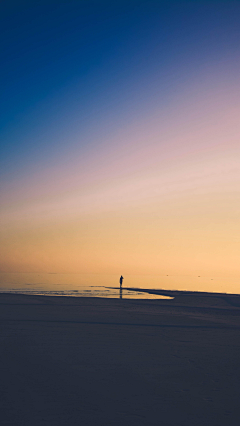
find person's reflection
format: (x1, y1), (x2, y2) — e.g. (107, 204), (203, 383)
(119, 287), (122, 299)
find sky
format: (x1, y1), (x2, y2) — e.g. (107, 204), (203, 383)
(1, 1), (240, 285)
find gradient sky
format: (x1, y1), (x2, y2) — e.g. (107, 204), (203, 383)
(1, 1), (240, 285)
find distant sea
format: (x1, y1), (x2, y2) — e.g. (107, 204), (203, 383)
(0, 273), (239, 299)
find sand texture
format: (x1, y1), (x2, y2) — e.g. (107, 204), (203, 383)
(0, 292), (240, 425)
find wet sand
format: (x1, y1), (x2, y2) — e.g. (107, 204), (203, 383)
(1, 292), (240, 425)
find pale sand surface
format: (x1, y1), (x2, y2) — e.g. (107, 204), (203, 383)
(1, 292), (240, 425)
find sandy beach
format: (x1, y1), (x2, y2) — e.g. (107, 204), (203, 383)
(1, 291), (240, 425)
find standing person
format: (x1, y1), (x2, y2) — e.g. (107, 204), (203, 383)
(119, 275), (124, 288)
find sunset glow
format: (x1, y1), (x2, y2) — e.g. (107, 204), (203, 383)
(1, 1), (240, 292)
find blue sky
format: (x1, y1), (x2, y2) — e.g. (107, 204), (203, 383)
(1, 1), (240, 282)
(1, 1), (240, 178)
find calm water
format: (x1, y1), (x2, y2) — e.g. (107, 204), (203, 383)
(0, 273), (239, 298)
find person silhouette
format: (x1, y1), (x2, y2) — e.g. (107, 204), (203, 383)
(119, 275), (124, 288)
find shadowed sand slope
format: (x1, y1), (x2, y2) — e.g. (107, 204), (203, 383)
(0, 293), (240, 426)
